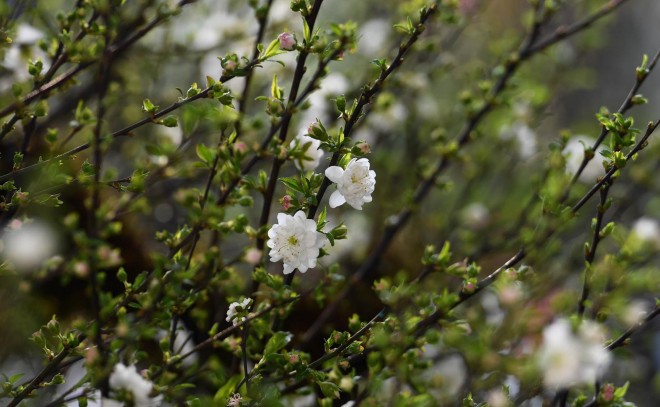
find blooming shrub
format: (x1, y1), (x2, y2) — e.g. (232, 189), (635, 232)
(0, 0), (658, 406)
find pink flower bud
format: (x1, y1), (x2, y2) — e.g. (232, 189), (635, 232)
(233, 141), (248, 154)
(281, 195), (293, 211)
(498, 284), (521, 305)
(459, 0), (477, 15)
(245, 248), (262, 266)
(8, 219), (22, 230)
(601, 383), (614, 402)
(356, 142), (371, 154)
(73, 261), (90, 277)
(463, 281), (477, 294)
(223, 60), (237, 74)
(278, 32), (296, 51)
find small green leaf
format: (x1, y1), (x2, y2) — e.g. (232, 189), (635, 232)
(158, 115), (178, 127)
(614, 381), (629, 398)
(280, 177), (303, 193)
(196, 143), (216, 166)
(318, 381), (340, 399)
(271, 75), (281, 100)
(213, 375), (243, 402)
(264, 332), (292, 356)
(303, 19), (311, 43)
(335, 95), (346, 114)
(142, 98), (158, 113)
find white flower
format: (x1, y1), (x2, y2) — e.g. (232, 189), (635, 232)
(291, 133), (324, 171)
(622, 300), (648, 327)
(325, 158), (376, 210)
(358, 19), (390, 57)
(109, 363), (159, 406)
(537, 318), (611, 389)
(631, 216), (660, 244)
(227, 393), (242, 407)
(226, 298), (253, 326)
(461, 202), (490, 229)
(267, 211), (327, 274)
(1, 220), (58, 271)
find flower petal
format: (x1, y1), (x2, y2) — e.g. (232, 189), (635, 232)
(277, 213), (289, 224)
(329, 191), (346, 208)
(325, 166), (344, 183)
(282, 263), (295, 274)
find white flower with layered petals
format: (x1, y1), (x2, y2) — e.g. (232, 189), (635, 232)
(537, 318), (611, 389)
(267, 211), (327, 274)
(109, 363), (159, 406)
(325, 158), (376, 210)
(226, 297), (253, 326)
(291, 133), (324, 171)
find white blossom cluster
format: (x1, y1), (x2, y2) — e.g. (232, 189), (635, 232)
(226, 298), (253, 326)
(267, 211), (328, 274)
(325, 158), (376, 210)
(537, 318), (611, 389)
(266, 126), (377, 275)
(108, 363), (160, 406)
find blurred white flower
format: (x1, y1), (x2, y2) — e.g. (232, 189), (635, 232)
(226, 297), (253, 326)
(101, 398), (125, 407)
(323, 213), (370, 263)
(299, 73), (349, 125)
(270, 0), (294, 24)
(631, 216), (660, 244)
(486, 389), (510, 407)
(159, 125), (183, 146)
(1, 220), (58, 271)
(109, 363), (159, 406)
(461, 202), (490, 229)
(416, 94), (440, 120)
(291, 132), (325, 171)
(369, 102), (407, 132)
(15, 24), (44, 44)
(500, 122), (537, 159)
(1, 24), (49, 92)
(622, 300), (648, 327)
(358, 19), (390, 57)
(155, 322), (198, 367)
(419, 350), (467, 401)
(267, 211), (327, 274)
(325, 158), (376, 210)
(563, 136), (605, 182)
(538, 318), (611, 389)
